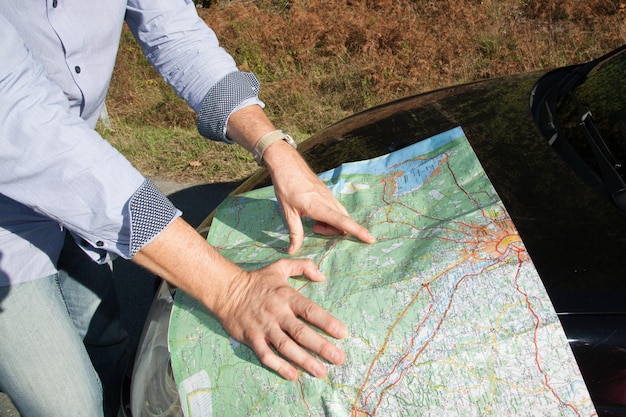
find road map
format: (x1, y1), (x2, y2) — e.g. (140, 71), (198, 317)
(169, 127), (596, 416)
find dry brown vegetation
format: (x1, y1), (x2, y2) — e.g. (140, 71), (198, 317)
(104, 0), (626, 182)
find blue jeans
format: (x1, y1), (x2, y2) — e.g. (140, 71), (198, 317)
(0, 233), (130, 417)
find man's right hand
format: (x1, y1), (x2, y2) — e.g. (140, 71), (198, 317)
(214, 258), (347, 380)
(133, 217), (347, 380)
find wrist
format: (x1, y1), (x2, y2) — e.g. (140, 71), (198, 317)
(252, 130), (297, 166)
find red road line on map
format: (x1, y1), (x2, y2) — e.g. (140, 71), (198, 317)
(351, 254), (480, 415)
(370, 264), (502, 416)
(445, 156), (490, 220)
(513, 264), (582, 417)
(384, 154), (509, 251)
(362, 284), (436, 410)
(297, 377), (314, 416)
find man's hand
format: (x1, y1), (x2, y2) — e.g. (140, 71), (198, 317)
(225, 105), (376, 254)
(214, 258), (347, 380)
(263, 140), (376, 254)
(133, 217), (347, 380)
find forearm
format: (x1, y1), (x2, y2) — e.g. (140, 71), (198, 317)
(132, 216), (242, 313)
(225, 104), (277, 152)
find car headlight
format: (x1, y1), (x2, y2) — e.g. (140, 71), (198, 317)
(129, 279), (181, 417)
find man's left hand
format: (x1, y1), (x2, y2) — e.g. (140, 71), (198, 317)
(263, 139), (376, 254)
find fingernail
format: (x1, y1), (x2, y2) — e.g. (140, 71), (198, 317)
(331, 350), (345, 365)
(288, 368), (299, 380)
(339, 326), (348, 339)
(314, 363), (327, 377)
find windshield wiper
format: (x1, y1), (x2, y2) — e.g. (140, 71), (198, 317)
(531, 44), (626, 211)
(572, 93), (626, 209)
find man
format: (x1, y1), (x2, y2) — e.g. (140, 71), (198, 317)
(0, 1), (375, 416)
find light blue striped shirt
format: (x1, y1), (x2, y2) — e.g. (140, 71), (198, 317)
(0, 0), (263, 285)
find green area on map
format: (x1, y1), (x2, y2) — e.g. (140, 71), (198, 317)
(169, 127), (595, 416)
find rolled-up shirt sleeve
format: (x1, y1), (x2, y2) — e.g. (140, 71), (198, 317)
(0, 16), (180, 266)
(125, 0), (264, 143)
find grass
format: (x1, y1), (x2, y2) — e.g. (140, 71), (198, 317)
(100, 124), (256, 183)
(103, 0), (626, 183)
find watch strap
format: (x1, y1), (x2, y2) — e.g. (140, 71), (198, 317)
(253, 129), (296, 166)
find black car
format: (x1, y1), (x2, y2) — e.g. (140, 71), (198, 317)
(123, 44), (626, 417)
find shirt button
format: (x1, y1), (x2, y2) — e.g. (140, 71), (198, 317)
(96, 241), (104, 247)
(52, 0), (58, 7)
(74, 66), (81, 74)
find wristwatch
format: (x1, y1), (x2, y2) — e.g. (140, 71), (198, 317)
(252, 129), (297, 166)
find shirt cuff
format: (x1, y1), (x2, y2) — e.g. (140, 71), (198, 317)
(129, 178), (181, 257)
(196, 71), (262, 143)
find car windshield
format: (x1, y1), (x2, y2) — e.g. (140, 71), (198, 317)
(545, 45), (626, 209)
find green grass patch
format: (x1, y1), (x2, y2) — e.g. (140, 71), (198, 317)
(98, 122), (257, 183)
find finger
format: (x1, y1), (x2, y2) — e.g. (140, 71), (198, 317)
(283, 206), (305, 254)
(313, 210), (376, 245)
(268, 325), (330, 378)
(274, 258), (325, 282)
(312, 221), (344, 236)
(292, 294), (347, 340)
(269, 260), (346, 340)
(282, 314), (346, 367)
(250, 335), (300, 380)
